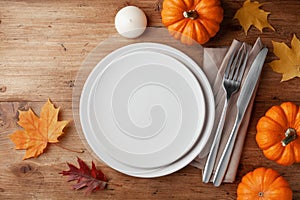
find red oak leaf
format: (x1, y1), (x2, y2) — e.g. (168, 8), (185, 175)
(60, 157), (108, 194)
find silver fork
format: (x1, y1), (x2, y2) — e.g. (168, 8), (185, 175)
(202, 43), (249, 183)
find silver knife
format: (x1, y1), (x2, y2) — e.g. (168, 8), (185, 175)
(213, 47), (268, 187)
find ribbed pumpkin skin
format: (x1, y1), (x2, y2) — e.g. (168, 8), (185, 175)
(256, 102), (300, 166)
(237, 168), (292, 200)
(161, 0), (223, 45)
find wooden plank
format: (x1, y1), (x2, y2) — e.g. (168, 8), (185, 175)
(1, 0), (300, 199)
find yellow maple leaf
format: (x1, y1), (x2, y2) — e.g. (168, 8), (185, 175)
(234, 0), (275, 35)
(269, 34), (300, 82)
(9, 99), (69, 159)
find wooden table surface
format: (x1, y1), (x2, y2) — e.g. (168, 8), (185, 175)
(1, 0), (300, 199)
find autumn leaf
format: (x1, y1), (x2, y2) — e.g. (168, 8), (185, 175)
(60, 157), (108, 194)
(234, 0), (275, 35)
(268, 34), (300, 82)
(9, 99), (69, 159)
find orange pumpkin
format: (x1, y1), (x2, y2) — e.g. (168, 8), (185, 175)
(237, 167), (292, 200)
(161, 0), (223, 45)
(256, 102), (300, 166)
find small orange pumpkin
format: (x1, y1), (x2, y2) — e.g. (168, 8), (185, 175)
(256, 102), (300, 166)
(161, 0), (223, 45)
(237, 167), (292, 200)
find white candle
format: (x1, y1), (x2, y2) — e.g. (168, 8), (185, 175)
(115, 6), (147, 39)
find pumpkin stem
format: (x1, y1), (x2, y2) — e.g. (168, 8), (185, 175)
(281, 128), (297, 146)
(258, 192), (264, 197)
(183, 10), (199, 20)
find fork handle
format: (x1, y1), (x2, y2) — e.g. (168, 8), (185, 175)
(213, 112), (242, 187)
(202, 100), (228, 183)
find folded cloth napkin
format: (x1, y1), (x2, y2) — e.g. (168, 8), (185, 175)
(191, 38), (264, 183)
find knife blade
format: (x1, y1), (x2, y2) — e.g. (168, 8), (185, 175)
(213, 47), (268, 187)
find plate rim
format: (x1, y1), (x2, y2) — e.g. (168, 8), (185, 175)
(79, 42), (215, 177)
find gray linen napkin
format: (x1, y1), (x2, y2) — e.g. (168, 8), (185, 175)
(191, 38), (264, 183)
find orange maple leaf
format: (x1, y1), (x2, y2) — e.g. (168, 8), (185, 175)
(9, 99), (69, 159)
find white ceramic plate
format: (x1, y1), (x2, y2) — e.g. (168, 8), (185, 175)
(90, 50), (205, 169)
(80, 42), (215, 177)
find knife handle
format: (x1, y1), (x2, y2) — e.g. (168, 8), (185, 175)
(213, 112), (242, 187)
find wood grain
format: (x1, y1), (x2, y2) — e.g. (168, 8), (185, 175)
(1, 0), (300, 199)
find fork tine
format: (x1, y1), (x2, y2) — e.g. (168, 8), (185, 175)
(224, 47), (238, 79)
(236, 46), (249, 83)
(232, 43), (249, 82)
(232, 43), (248, 81)
(229, 47), (242, 79)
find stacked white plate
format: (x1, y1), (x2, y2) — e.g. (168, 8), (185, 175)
(80, 42), (215, 177)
